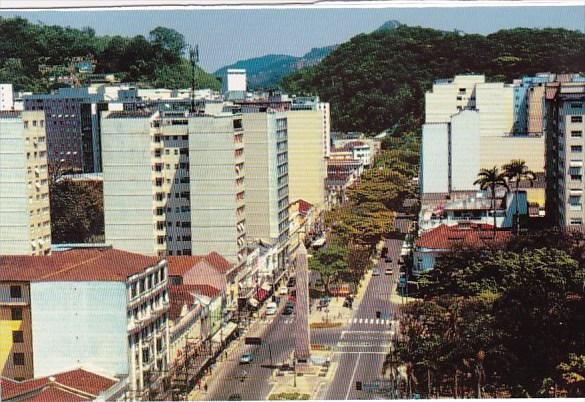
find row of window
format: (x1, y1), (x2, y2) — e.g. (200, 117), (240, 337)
(167, 249), (192, 256)
(23, 120), (44, 128)
(128, 267), (167, 299)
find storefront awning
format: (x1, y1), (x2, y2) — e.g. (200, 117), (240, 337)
(210, 322), (239, 344)
(248, 298), (259, 308)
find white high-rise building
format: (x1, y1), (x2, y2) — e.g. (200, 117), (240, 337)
(0, 84), (14, 111)
(101, 109), (246, 267)
(421, 75), (544, 195)
(0, 111), (51, 255)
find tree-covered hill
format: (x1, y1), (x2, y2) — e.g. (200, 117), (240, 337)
(0, 17), (220, 92)
(214, 45), (338, 90)
(282, 26), (585, 135)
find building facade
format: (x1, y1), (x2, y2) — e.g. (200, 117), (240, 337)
(0, 248), (171, 400)
(241, 111), (289, 270)
(0, 111), (51, 256)
(545, 82), (585, 227)
(0, 84), (14, 111)
(101, 110), (247, 270)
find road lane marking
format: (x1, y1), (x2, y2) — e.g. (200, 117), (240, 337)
(358, 318), (363, 324)
(345, 352), (361, 400)
(369, 319), (374, 324)
(375, 319), (380, 325)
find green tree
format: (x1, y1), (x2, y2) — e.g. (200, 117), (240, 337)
(148, 26), (187, 58)
(49, 180), (104, 243)
(502, 159), (536, 235)
(473, 166), (509, 235)
(308, 243), (349, 295)
(557, 354), (585, 397)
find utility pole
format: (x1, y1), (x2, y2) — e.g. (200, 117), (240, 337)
(189, 45), (199, 113)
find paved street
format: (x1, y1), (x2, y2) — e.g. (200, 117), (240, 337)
(323, 237), (404, 400)
(204, 218), (410, 401)
(204, 302), (296, 401)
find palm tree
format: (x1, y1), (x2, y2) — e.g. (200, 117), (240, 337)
(473, 167), (509, 237)
(502, 160), (536, 235)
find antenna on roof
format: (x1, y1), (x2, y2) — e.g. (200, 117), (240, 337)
(189, 45), (199, 113)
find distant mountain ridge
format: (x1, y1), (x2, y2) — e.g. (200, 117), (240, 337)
(214, 45), (338, 89)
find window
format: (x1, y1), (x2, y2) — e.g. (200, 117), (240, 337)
(571, 115), (583, 123)
(13, 353), (25, 366)
(570, 103), (583, 109)
(571, 145), (583, 153)
(10, 286), (22, 299)
(571, 131), (583, 138)
(570, 218), (583, 225)
(12, 330), (24, 343)
(11, 307), (23, 320)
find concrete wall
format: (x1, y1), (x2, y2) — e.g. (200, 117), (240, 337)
(450, 110), (480, 191)
(286, 110), (327, 209)
(479, 135), (545, 172)
(101, 116), (156, 255)
(30, 281), (128, 377)
(421, 123), (449, 194)
(475, 83), (514, 137)
(189, 114), (243, 262)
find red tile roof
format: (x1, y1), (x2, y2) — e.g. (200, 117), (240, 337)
(169, 284), (220, 320)
(1, 368), (118, 401)
(167, 252), (232, 276)
(416, 224), (512, 250)
(0, 249), (160, 282)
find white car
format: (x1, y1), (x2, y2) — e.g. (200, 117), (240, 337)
(372, 268), (380, 276)
(278, 287), (288, 295)
(266, 302), (278, 315)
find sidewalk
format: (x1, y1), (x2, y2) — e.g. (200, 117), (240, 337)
(308, 269), (373, 328)
(187, 305), (277, 400)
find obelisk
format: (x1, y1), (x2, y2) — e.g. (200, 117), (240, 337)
(294, 242), (311, 364)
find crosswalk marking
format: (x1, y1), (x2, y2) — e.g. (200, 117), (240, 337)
(347, 317), (396, 326)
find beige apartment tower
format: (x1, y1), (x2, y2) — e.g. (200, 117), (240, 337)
(101, 110), (247, 266)
(0, 111), (51, 255)
(286, 103), (329, 210)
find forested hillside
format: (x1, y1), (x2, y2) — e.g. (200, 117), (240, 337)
(282, 26), (585, 135)
(0, 17), (220, 91)
(214, 45), (337, 89)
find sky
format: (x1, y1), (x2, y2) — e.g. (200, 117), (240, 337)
(1, 6), (583, 72)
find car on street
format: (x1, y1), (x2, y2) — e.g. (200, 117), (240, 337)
(385, 268), (392, 275)
(266, 302), (278, 315)
(283, 304), (294, 315)
(385, 256), (393, 263)
(228, 394), (242, 400)
(372, 268), (380, 276)
(239, 353), (254, 364)
(287, 278), (296, 287)
(278, 286), (288, 295)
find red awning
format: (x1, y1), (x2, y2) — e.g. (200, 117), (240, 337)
(256, 288), (269, 302)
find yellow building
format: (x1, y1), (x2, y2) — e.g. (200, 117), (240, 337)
(286, 105), (329, 212)
(1, 282), (34, 380)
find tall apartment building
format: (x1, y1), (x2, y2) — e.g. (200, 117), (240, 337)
(421, 74), (545, 195)
(286, 98), (329, 209)
(0, 84), (14, 111)
(241, 112), (289, 249)
(101, 109), (247, 268)
(545, 82), (585, 227)
(24, 87), (122, 173)
(0, 248), (170, 400)
(0, 111), (51, 256)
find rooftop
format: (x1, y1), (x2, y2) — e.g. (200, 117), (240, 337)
(0, 248), (160, 282)
(105, 109), (156, 119)
(1, 368), (118, 402)
(416, 224), (512, 250)
(167, 252), (232, 277)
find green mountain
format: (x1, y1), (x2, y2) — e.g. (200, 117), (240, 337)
(0, 17), (220, 92)
(281, 26), (585, 135)
(214, 45), (338, 89)
(374, 19), (403, 32)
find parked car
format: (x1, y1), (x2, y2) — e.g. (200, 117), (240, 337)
(266, 302), (278, 315)
(372, 268), (380, 276)
(239, 353), (254, 364)
(283, 303), (294, 315)
(385, 268), (393, 275)
(228, 394), (242, 401)
(285, 300), (295, 309)
(287, 277), (296, 287)
(278, 286), (288, 295)
(385, 256), (393, 263)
